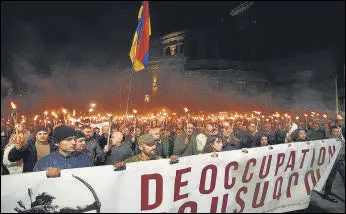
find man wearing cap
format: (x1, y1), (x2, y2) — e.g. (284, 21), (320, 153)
(33, 126), (92, 176)
(8, 126), (55, 173)
(124, 133), (161, 163)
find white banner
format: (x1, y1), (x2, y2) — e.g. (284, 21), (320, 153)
(1, 139), (342, 213)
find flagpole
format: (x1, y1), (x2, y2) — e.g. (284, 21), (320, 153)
(125, 68), (135, 120)
(335, 73), (339, 115)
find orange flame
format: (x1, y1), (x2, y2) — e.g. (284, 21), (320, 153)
(10, 102), (16, 109)
(184, 107), (189, 113)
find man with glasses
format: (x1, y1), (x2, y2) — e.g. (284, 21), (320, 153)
(33, 126), (92, 177)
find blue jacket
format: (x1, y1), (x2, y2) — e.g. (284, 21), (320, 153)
(33, 151), (93, 172)
(8, 139), (56, 173)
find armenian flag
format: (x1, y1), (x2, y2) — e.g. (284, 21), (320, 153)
(129, 1), (151, 72)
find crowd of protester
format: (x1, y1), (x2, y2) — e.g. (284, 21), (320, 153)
(1, 113), (345, 202)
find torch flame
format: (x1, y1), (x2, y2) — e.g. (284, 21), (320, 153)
(184, 107), (189, 113)
(62, 108), (67, 114)
(133, 109), (137, 114)
(296, 116), (299, 120)
(34, 115), (38, 121)
(44, 111), (48, 115)
(323, 114), (327, 118)
(253, 111), (261, 115)
(10, 102), (16, 109)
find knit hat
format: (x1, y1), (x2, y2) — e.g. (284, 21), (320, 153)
(53, 125), (75, 143)
(75, 130), (86, 139)
(138, 133), (156, 145)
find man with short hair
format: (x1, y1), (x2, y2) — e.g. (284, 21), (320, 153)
(240, 122), (261, 148)
(307, 122), (327, 141)
(173, 123), (198, 157)
(222, 124), (241, 151)
(97, 125), (110, 150)
(150, 127), (170, 158)
(262, 122), (277, 145)
(92, 127), (102, 144)
(320, 126), (345, 203)
(8, 126), (55, 173)
(104, 131), (133, 164)
(81, 125), (105, 165)
(33, 126), (92, 176)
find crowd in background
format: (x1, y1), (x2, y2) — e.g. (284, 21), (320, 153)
(1, 112), (344, 202)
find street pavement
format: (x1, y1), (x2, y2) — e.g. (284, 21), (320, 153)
(296, 170), (345, 213)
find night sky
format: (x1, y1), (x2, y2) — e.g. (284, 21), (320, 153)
(1, 1), (345, 113)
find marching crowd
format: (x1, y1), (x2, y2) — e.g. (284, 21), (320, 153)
(1, 114), (345, 202)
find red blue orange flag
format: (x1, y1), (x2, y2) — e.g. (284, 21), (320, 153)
(129, 1), (151, 72)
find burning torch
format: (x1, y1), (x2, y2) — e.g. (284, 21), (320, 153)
(253, 111), (261, 132)
(44, 111), (48, 127)
(10, 102), (18, 141)
(34, 115), (38, 128)
(304, 114), (308, 130)
(62, 108), (67, 125)
(184, 107), (189, 127)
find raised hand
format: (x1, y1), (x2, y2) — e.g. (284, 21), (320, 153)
(15, 134), (27, 150)
(103, 144), (109, 153)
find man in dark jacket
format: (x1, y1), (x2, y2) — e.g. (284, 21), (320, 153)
(307, 122), (327, 141)
(104, 131), (133, 165)
(262, 122), (277, 145)
(33, 125), (92, 174)
(97, 125), (110, 150)
(8, 126), (55, 173)
(320, 126), (345, 203)
(81, 125), (105, 165)
(173, 123), (198, 157)
(239, 122), (261, 148)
